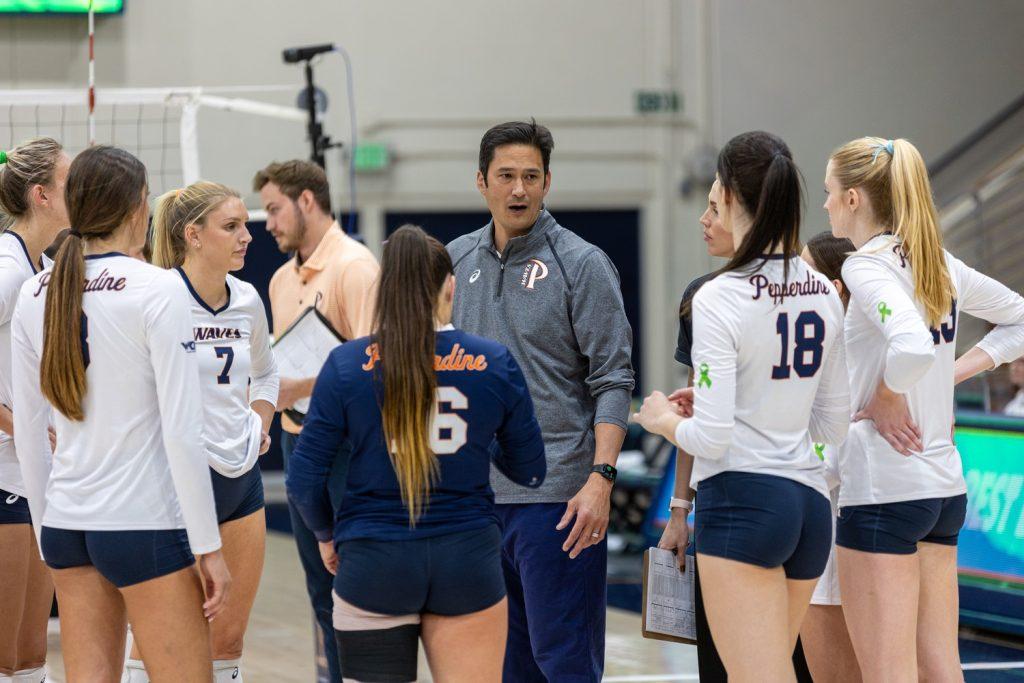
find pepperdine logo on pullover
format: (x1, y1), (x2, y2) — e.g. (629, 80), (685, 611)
(446, 209), (635, 504)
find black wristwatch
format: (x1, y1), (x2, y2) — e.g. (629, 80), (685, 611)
(591, 463), (617, 484)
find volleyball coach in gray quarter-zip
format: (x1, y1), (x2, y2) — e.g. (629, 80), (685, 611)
(448, 208), (635, 504)
(446, 120), (634, 682)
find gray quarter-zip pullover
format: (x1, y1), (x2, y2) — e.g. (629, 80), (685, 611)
(447, 209), (635, 504)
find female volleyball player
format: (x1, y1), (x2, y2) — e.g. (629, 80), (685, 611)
(634, 131), (850, 681)
(0, 137), (68, 683)
(286, 225), (546, 683)
(11, 145), (231, 683)
(660, 185), (818, 683)
(797, 231), (861, 683)
(825, 137), (1024, 681)
(119, 181), (278, 683)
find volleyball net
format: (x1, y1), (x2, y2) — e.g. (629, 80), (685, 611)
(0, 86), (307, 198)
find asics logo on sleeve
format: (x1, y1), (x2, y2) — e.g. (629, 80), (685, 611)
(521, 259), (548, 290)
(180, 341), (197, 353)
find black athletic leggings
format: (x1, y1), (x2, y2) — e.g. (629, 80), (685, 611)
(693, 556), (813, 681)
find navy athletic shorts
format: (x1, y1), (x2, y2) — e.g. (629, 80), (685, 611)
(0, 488), (31, 525)
(334, 523), (505, 617)
(40, 526), (194, 588)
(210, 465), (265, 525)
(695, 471), (832, 580)
(836, 494), (967, 555)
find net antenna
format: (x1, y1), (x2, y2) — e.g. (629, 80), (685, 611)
(87, 0), (96, 146)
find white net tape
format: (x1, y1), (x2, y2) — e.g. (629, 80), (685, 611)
(0, 87), (304, 198)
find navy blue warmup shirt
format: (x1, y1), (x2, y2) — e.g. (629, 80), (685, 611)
(287, 327), (546, 545)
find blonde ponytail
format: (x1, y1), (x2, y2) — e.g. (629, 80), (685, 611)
(888, 139), (953, 327)
(150, 181), (239, 269)
(830, 136), (954, 327)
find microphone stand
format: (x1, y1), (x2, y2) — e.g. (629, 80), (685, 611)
(300, 58), (334, 169)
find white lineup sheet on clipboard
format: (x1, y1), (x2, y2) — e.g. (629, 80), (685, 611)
(644, 547), (697, 641)
(271, 305), (345, 415)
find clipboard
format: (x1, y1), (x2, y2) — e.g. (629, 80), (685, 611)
(641, 547), (697, 645)
(272, 302), (348, 425)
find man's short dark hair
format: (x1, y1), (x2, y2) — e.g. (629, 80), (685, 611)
(478, 119), (554, 181)
(252, 160), (332, 215)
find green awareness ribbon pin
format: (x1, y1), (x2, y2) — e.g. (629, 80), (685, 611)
(814, 443), (826, 461)
(878, 301), (892, 323)
(697, 363), (712, 389)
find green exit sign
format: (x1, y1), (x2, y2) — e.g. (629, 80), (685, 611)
(353, 142), (390, 173)
(635, 90), (681, 114)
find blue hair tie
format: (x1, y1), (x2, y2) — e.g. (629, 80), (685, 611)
(872, 139), (895, 164)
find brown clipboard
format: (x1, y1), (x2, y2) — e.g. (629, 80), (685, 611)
(640, 548), (697, 645)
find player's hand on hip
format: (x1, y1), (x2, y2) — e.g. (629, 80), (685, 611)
(853, 383), (922, 456)
(319, 540), (339, 575)
(557, 473), (612, 559)
(197, 550), (233, 621)
(658, 509), (690, 572)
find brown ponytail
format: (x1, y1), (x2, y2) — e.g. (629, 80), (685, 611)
(41, 146), (147, 420)
(805, 231), (855, 307)
(373, 225), (453, 525)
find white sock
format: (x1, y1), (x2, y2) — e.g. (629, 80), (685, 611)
(213, 659), (241, 682)
(11, 668), (46, 683)
(121, 659), (149, 683)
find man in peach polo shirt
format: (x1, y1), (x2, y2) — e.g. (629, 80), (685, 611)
(254, 160), (378, 683)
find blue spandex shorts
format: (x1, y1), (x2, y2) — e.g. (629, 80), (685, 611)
(695, 471), (832, 580)
(836, 494), (967, 555)
(334, 523), (506, 617)
(210, 465), (264, 525)
(0, 488), (31, 524)
(40, 526), (194, 588)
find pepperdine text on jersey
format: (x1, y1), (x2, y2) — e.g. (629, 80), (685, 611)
(749, 271), (830, 306)
(32, 268), (127, 298)
(361, 342), (489, 372)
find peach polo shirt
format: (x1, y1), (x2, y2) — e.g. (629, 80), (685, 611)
(269, 222), (379, 433)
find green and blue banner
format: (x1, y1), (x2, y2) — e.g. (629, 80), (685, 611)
(0, 1), (122, 13)
(958, 414), (1024, 586)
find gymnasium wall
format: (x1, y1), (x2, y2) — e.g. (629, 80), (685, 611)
(2, 0), (1023, 391)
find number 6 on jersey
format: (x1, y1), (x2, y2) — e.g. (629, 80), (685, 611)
(431, 386), (468, 454)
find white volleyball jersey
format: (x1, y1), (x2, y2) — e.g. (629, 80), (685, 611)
(840, 234), (1024, 507)
(0, 231), (49, 497)
(676, 256), (850, 497)
(11, 253), (220, 554)
(176, 269), (278, 477)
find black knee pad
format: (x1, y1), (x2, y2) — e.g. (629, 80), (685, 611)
(335, 624), (420, 682)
